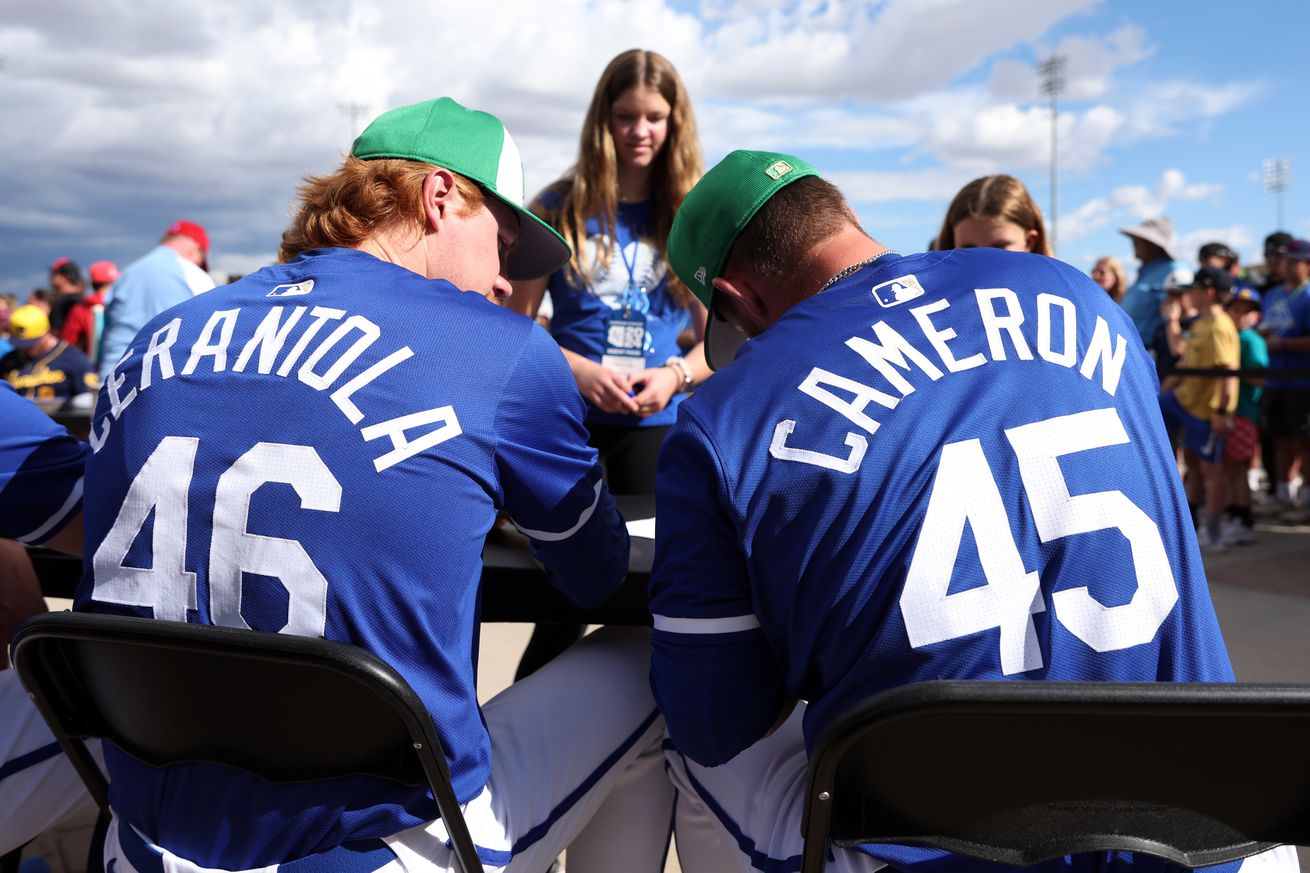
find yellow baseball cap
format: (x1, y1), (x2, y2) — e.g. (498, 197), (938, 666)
(9, 305), (50, 348)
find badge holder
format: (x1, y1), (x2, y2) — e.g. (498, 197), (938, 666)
(602, 288), (648, 377)
(601, 241), (650, 377)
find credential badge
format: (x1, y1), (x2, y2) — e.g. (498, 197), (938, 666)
(267, 279), (315, 298)
(871, 274), (925, 308)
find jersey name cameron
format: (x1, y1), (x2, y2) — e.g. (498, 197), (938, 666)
(91, 303), (457, 473)
(770, 284), (1131, 475)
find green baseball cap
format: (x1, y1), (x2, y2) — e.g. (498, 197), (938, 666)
(667, 150), (819, 370)
(352, 97), (570, 281)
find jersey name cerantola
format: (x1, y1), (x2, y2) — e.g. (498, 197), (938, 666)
(76, 247), (626, 866)
(773, 278), (1129, 475)
(94, 300), (454, 474)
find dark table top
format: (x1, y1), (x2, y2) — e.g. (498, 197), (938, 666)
(32, 495), (656, 626)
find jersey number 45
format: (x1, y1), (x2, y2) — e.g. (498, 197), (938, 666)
(900, 407), (1178, 675)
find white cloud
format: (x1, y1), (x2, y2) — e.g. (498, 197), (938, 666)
(692, 0), (1100, 100)
(1176, 226), (1255, 264)
(826, 167), (978, 204)
(1058, 169), (1225, 244)
(697, 102), (922, 159)
(1058, 197), (1115, 242)
(919, 97), (1124, 173)
(990, 24), (1153, 102)
(1124, 80), (1263, 139)
(0, 0), (1269, 296)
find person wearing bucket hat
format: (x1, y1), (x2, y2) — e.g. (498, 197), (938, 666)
(648, 151), (1291, 873)
(79, 97), (671, 873)
(98, 219), (216, 380)
(1117, 216), (1192, 353)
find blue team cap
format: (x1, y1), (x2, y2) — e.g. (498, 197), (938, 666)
(1229, 286), (1262, 308)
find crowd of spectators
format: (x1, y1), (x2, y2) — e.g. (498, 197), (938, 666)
(2, 221), (212, 410)
(5, 191), (1306, 553)
(1098, 225), (1310, 545)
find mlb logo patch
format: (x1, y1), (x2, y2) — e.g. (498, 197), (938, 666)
(871, 274), (925, 308)
(267, 279), (315, 297)
(764, 160), (793, 181)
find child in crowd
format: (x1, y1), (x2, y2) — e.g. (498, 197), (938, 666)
(1159, 267), (1241, 550)
(1222, 287), (1268, 544)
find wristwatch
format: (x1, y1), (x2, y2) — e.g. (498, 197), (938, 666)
(664, 356), (694, 393)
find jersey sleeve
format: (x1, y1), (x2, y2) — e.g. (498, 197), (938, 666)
(494, 324), (628, 607)
(0, 383), (86, 544)
(649, 408), (788, 767)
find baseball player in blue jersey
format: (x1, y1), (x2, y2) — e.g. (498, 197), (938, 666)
(1, 382), (99, 858)
(649, 151), (1298, 873)
(77, 98), (672, 872)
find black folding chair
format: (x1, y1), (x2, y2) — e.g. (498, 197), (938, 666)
(11, 612), (480, 873)
(801, 680), (1310, 873)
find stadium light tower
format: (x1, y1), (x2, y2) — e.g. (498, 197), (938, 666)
(1262, 157), (1291, 231)
(339, 102), (369, 142)
(1038, 55), (1067, 256)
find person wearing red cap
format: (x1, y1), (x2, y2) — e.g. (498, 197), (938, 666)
(97, 220), (214, 379)
(59, 260), (119, 359)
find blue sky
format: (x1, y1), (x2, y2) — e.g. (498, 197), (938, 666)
(1, 0), (1307, 296)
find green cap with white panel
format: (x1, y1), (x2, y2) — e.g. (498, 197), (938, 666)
(667, 150), (819, 370)
(352, 97), (570, 281)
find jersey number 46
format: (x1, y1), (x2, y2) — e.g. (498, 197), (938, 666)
(91, 437), (340, 637)
(900, 407), (1179, 674)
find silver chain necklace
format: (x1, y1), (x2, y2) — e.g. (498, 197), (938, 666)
(819, 250), (896, 292)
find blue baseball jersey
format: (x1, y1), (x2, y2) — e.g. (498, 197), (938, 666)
(650, 248), (1232, 784)
(76, 247), (629, 868)
(2, 340), (99, 402)
(1260, 281), (1310, 388)
(0, 382), (86, 544)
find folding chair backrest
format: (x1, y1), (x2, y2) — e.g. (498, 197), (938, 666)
(801, 681), (1310, 873)
(11, 611), (480, 873)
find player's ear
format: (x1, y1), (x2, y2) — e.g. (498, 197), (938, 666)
(422, 169), (458, 232)
(712, 276), (768, 336)
(1026, 228), (1041, 253)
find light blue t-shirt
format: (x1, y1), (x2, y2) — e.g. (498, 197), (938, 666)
(99, 245), (213, 379)
(1120, 256), (1191, 347)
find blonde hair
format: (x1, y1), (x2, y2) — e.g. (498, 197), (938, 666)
(280, 157), (484, 262)
(1092, 256), (1129, 302)
(536, 49), (703, 306)
(936, 174), (1052, 256)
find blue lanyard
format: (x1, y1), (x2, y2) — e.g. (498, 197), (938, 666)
(618, 239), (644, 315)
